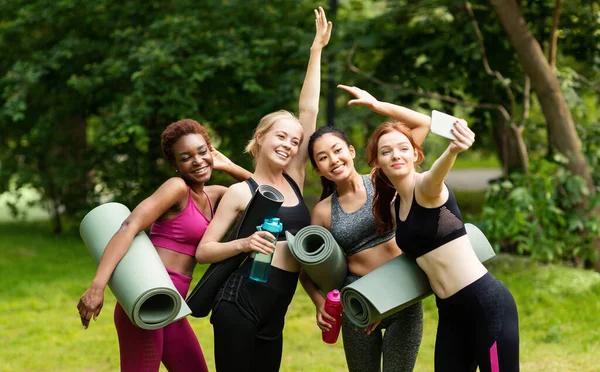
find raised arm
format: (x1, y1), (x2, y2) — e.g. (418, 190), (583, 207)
(196, 183), (276, 263)
(286, 6), (332, 187)
(337, 85), (431, 146)
(77, 178), (188, 328)
(420, 119), (474, 198)
(210, 145), (252, 182)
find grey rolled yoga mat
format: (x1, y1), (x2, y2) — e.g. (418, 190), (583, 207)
(80, 202), (191, 330)
(341, 223), (496, 328)
(286, 226), (347, 294)
(186, 183), (284, 317)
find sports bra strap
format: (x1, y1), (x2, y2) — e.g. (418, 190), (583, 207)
(282, 173), (303, 199)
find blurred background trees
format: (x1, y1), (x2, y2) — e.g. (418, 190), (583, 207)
(1, 0), (599, 268)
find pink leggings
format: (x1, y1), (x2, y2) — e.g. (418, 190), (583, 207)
(114, 267), (208, 372)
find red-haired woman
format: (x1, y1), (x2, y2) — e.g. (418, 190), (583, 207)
(365, 119), (519, 371)
(77, 119), (251, 372)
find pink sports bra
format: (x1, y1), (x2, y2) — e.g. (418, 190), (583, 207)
(149, 188), (213, 256)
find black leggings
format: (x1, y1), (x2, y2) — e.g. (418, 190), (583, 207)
(210, 258), (298, 372)
(434, 272), (519, 372)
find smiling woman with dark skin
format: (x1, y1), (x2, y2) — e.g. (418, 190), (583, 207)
(77, 119), (251, 372)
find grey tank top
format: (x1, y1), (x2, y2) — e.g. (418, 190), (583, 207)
(331, 174), (395, 256)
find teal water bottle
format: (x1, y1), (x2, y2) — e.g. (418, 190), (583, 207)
(249, 218), (283, 283)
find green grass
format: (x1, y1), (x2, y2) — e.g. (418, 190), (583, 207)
(1, 222), (599, 371)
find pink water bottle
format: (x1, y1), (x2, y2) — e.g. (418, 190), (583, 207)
(322, 289), (343, 344)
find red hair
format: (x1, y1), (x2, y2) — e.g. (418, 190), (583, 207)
(365, 121), (424, 235)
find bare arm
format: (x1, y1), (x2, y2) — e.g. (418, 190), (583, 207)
(77, 177), (188, 328)
(210, 146), (252, 182)
(420, 120), (475, 198)
(286, 7), (332, 187)
(337, 85), (431, 146)
(196, 183), (276, 263)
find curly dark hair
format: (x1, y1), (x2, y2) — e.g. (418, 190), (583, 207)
(161, 119), (211, 167)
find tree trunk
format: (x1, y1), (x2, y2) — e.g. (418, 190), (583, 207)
(489, 0), (600, 270)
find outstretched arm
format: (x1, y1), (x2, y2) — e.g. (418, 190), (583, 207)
(286, 6), (332, 188)
(420, 120), (474, 198)
(337, 85), (431, 146)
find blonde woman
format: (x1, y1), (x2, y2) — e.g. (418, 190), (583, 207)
(196, 7), (332, 372)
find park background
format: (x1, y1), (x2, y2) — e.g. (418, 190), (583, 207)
(1, 0), (599, 371)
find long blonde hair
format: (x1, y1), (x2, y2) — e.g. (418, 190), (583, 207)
(245, 110), (302, 158)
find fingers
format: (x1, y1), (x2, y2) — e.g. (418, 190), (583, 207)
(80, 309), (92, 329)
(93, 305), (102, 321)
(450, 120), (474, 149)
(337, 84), (361, 98)
(316, 313), (332, 332)
(320, 6), (327, 27)
(248, 232), (276, 255)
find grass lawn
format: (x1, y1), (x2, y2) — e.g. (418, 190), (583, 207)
(1, 222), (599, 371)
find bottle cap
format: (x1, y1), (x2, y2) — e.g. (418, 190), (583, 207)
(262, 218), (283, 233)
(327, 289), (341, 302)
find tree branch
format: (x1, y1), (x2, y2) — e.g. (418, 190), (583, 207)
(522, 75), (531, 126)
(464, 1), (516, 112)
(548, 0), (563, 69)
(572, 70), (600, 94)
(345, 42), (512, 122)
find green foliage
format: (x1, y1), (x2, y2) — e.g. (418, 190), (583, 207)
(0, 0), (322, 227)
(481, 156), (600, 264)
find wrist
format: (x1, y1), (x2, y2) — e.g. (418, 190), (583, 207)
(217, 160), (233, 172)
(370, 99), (383, 112)
(90, 279), (106, 293)
(310, 45), (323, 53)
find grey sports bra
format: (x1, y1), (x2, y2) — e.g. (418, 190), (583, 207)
(330, 175), (395, 256)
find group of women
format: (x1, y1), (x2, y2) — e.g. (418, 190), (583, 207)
(77, 6), (519, 372)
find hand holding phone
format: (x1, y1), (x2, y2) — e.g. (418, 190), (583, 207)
(430, 110), (466, 140)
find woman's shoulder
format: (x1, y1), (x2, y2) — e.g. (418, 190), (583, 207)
(311, 196), (333, 227)
(159, 177), (189, 197)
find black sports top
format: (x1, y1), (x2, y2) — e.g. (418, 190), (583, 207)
(394, 185), (467, 258)
(246, 173), (311, 241)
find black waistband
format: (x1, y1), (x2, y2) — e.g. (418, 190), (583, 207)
(435, 271), (496, 309)
(236, 258), (299, 295)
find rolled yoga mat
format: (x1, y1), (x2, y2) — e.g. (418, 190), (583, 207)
(286, 226), (347, 294)
(186, 184), (285, 317)
(80, 202), (191, 330)
(341, 223), (496, 328)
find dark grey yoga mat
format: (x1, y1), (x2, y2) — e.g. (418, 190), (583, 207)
(186, 183), (284, 317)
(340, 223), (496, 327)
(286, 226), (347, 294)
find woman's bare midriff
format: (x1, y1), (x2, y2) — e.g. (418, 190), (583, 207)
(346, 239), (401, 277)
(415, 235), (488, 299)
(155, 246), (197, 278)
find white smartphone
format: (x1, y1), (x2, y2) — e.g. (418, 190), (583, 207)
(430, 110), (464, 140)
